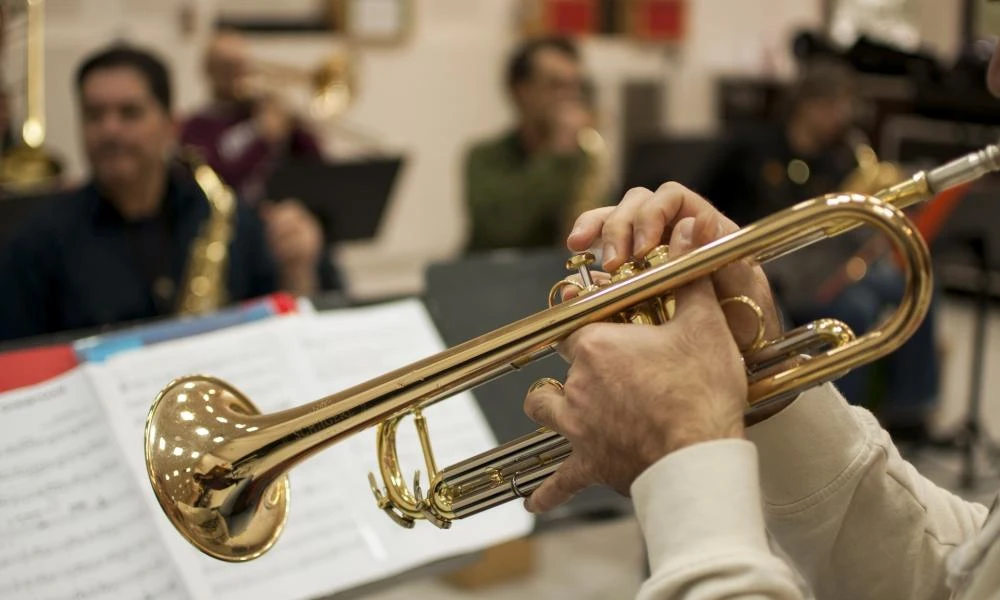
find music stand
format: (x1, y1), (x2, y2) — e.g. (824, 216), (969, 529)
(423, 249), (634, 530)
(265, 156), (404, 244)
(925, 184), (1000, 490)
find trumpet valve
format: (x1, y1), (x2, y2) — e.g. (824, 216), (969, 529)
(610, 258), (669, 325)
(643, 245), (670, 267)
(566, 251), (596, 289)
(549, 252), (602, 308)
(610, 260), (640, 283)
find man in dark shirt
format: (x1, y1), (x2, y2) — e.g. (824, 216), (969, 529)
(696, 59), (940, 435)
(0, 45), (297, 342)
(464, 37), (604, 252)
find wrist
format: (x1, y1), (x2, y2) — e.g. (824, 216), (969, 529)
(279, 264), (319, 296)
(657, 415), (745, 460)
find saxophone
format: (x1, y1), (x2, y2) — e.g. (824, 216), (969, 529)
(176, 152), (236, 316)
(564, 126), (609, 237)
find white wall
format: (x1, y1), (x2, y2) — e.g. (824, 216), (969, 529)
(25, 0), (971, 300)
(911, 0), (963, 60)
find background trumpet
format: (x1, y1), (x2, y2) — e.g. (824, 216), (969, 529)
(236, 53), (354, 121)
(144, 141), (1000, 562)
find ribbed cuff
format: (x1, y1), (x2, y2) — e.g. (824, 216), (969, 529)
(631, 439), (769, 570)
(745, 383), (870, 508)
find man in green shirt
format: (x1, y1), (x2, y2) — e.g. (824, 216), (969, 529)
(464, 37), (601, 252)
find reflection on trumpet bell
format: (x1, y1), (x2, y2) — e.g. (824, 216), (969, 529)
(144, 140), (1000, 562)
(144, 375), (289, 562)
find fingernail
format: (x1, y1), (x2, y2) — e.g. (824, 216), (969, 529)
(603, 243), (617, 264)
(569, 224), (583, 238)
(675, 218), (694, 244)
(633, 231), (647, 253)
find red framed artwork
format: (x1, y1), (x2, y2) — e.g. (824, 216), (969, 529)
(623, 0), (686, 43)
(521, 0), (600, 37)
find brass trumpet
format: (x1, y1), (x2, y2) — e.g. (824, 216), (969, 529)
(237, 53), (354, 121)
(144, 142), (1000, 562)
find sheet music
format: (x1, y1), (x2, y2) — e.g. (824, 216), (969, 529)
(82, 303), (533, 600)
(0, 370), (196, 600)
(297, 299), (535, 572)
(89, 316), (392, 600)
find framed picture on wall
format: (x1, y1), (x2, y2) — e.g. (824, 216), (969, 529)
(620, 0), (686, 44)
(517, 0), (687, 41)
(519, 0), (602, 37)
(215, 0), (334, 32)
(329, 0), (414, 45)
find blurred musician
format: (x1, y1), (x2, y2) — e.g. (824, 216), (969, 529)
(0, 44), (322, 342)
(181, 29), (322, 204)
(464, 36), (604, 252)
(181, 29), (340, 292)
(696, 59), (940, 439)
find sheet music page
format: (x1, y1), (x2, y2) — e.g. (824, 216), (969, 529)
(89, 316), (391, 600)
(0, 369), (199, 600)
(297, 299), (535, 572)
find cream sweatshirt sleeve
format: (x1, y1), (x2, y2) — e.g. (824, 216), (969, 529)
(631, 383), (990, 600)
(631, 440), (806, 599)
(746, 383), (988, 600)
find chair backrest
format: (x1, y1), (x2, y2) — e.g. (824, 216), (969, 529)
(620, 135), (721, 195)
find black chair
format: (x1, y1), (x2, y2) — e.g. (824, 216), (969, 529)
(620, 135), (721, 196)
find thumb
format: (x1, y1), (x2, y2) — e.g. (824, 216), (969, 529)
(668, 216), (722, 321)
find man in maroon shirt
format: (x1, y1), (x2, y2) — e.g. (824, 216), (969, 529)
(181, 29), (339, 294)
(181, 29), (323, 203)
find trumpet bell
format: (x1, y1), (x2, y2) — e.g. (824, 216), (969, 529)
(144, 375), (289, 562)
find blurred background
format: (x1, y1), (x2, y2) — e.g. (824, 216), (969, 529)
(3, 0), (1000, 598)
(0, 0), (979, 298)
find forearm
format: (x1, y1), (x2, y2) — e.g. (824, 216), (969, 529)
(632, 440), (806, 600)
(747, 384), (988, 600)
